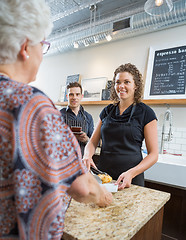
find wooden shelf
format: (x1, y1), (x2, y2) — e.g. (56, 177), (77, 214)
(55, 100), (111, 106)
(55, 99), (186, 106)
(143, 99), (186, 105)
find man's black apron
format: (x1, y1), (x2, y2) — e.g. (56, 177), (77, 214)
(98, 104), (144, 186)
(65, 108), (88, 156)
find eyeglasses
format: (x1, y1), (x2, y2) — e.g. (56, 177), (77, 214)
(40, 40), (50, 54)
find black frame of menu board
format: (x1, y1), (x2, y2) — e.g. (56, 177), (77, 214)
(144, 42), (186, 101)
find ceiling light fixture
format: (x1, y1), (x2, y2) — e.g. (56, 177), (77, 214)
(144, 0), (173, 16)
(155, 0), (163, 7)
(73, 42), (79, 48)
(94, 36), (99, 43)
(106, 34), (112, 41)
(89, 4), (98, 47)
(84, 40), (89, 47)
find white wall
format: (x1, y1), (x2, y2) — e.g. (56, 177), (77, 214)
(33, 25), (186, 131)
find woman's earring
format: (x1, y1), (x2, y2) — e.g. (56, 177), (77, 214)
(26, 55), (30, 59)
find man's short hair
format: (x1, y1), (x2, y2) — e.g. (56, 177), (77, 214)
(67, 82), (82, 94)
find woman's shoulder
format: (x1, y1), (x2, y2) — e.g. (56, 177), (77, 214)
(137, 102), (154, 112)
(105, 103), (115, 111)
(103, 103), (116, 114)
(31, 86), (55, 105)
(136, 102), (157, 122)
(100, 103), (115, 119)
(0, 78), (52, 111)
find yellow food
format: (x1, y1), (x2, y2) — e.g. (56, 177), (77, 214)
(98, 174), (112, 184)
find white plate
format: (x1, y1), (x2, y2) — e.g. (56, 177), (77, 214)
(100, 183), (118, 192)
(92, 173), (118, 192)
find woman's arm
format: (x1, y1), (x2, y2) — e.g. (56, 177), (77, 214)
(67, 172), (113, 207)
(83, 119), (102, 169)
(116, 119), (159, 189)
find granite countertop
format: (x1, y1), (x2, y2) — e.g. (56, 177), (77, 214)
(63, 185), (170, 240)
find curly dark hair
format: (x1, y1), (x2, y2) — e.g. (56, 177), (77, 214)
(110, 63), (144, 103)
(67, 82), (82, 94)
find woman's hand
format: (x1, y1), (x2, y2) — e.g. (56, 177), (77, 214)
(82, 157), (97, 170)
(115, 170), (133, 190)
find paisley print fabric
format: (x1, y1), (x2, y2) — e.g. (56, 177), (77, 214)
(0, 76), (87, 239)
(0, 77), (33, 110)
(14, 169), (42, 213)
(0, 198), (17, 236)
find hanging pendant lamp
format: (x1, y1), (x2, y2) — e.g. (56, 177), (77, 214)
(144, 0), (173, 16)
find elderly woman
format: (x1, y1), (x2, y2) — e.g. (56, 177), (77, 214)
(0, 0), (112, 239)
(83, 63), (159, 189)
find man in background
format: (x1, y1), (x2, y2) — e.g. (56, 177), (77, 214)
(60, 82), (94, 156)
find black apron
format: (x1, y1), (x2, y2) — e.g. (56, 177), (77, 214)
(98, 104), (144, 186)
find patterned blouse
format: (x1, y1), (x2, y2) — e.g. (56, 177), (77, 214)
(0, 75), (87, 239)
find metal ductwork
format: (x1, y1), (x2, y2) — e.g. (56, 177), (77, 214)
(47, 0), (186, 57)
(131, 0), (186, 34)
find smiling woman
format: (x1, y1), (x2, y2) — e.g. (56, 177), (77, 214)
(114, 72), (137, 111)
(83, 63), (159, 189)
(110, 63), (143, 104)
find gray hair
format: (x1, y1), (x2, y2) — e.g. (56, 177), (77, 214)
(0, 0), (53, 64)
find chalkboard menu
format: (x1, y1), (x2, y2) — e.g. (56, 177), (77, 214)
(144, 43), (186, 100)
(64, 74), (80, 101)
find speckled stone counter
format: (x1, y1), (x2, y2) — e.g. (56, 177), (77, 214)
(63, 185), (170, 240)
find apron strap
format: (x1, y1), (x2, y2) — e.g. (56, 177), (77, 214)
(127, 103), (136, 123)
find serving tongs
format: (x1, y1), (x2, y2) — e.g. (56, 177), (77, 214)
(90, 166), (116, 190)
(90, 166), (109, 176)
